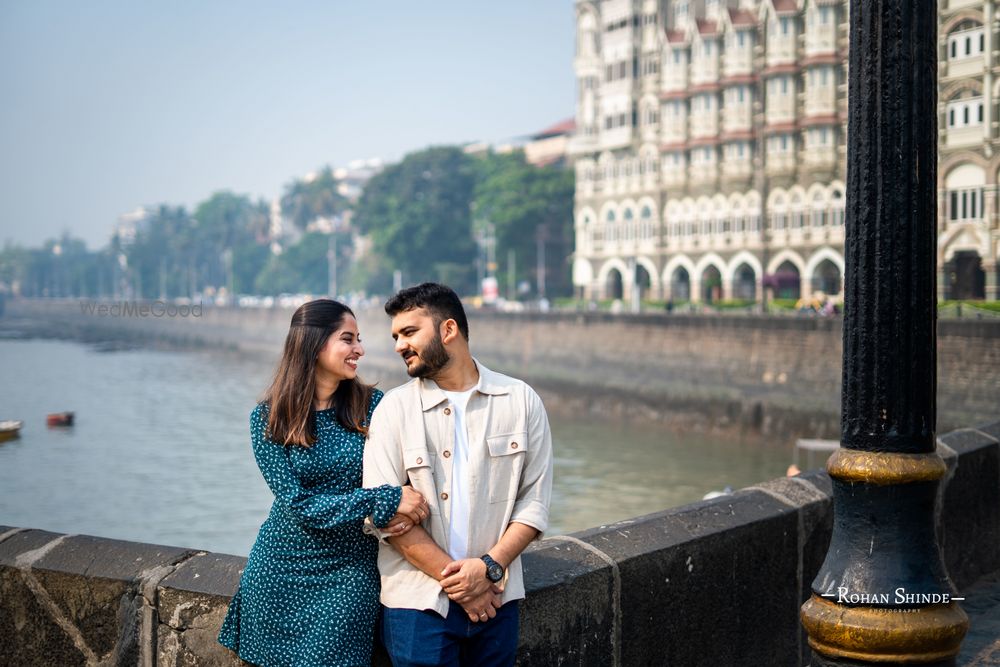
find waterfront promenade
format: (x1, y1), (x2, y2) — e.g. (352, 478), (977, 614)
(1, 300), (999, 663)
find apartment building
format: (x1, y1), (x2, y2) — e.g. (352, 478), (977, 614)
(570, 0), (998, 302)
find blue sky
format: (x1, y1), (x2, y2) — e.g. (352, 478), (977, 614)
(0, 2), (575, 249)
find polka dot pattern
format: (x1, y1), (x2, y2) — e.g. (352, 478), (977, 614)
(219, 390), (401, 667)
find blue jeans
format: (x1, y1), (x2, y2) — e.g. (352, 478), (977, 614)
(382, 600), (519, 667)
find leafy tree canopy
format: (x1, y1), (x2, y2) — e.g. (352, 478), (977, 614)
(354, 146), (478, 293)
(281, 167), (349, 231)
(472, 151), (575, 295)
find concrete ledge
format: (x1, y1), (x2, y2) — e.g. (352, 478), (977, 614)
(1, 420), (998, 666)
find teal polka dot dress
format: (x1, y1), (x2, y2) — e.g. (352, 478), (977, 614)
(219, 390), (401, 667)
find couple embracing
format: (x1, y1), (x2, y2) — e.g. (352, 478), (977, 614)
(218, 283), (554, 667)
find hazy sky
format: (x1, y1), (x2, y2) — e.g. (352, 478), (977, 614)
(0, 2), (575, 249)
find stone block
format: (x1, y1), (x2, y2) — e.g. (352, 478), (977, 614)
(157, 551), (245, 600)
(939, 429), (1000, 591)
(973, 419), (1000, 446)
(750, 474), (834, 666)
(577, 491), (803, 666)
(518, 538), (617, 666)
(0, 551), (87, 666)
(28, 534), (194, 661)
(0, 529), (64, 566)
(156, 552), (246, 667)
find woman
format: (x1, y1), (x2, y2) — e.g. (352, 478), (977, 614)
(219, 299), (428, 667)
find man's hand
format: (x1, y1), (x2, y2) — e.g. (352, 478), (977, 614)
(439, 558), (492, 603)
(458, 585), (504, 623)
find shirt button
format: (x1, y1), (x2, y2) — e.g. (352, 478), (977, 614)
(511, 442), (519, 449)
(440, 492), (449, 500)
(444, 407), (452, 415)
(415, 457), (423, 465)
(443, 450), (451, 458)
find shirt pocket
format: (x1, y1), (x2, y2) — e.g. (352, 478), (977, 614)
(402, 448), (438, 513)
(486, 431), (527, 504)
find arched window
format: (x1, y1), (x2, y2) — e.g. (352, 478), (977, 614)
(947, 89), (984, 129)
(771, 193), (788, 230)
(830, 188), (845, 226)
(946, 163), (986, 223)
(790, 193), (806, 228)
(811, 191), (826, 227)
(948, 20), (984, 60)
(640, 205), (653, 240)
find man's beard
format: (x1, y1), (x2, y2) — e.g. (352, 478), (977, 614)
(405, 333), (450, 379)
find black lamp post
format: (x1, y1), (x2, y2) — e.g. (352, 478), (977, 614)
(799, 0), (969, 663)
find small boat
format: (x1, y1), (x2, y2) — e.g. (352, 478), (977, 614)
(46, 412), (75, 427)
(0, 420), (24, 442)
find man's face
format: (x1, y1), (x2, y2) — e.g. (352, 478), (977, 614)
(390, 308), (450, 378)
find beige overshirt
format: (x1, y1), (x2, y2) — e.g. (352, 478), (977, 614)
(362, 359), (553, 617)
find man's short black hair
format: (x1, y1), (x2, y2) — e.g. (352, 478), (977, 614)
(385, 282), (470, 341)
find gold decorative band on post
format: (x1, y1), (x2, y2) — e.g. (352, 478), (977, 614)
(800, 595), (969, 663)
(826, 448), (948, 485)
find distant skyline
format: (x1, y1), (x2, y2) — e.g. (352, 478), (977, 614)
(0, 1), (575, 249)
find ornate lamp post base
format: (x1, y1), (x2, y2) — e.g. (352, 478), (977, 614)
(801, 450), (969, 663)
(802, 596), (968, 663)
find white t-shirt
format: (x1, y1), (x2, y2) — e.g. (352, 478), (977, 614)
(441, 386), (475, 561)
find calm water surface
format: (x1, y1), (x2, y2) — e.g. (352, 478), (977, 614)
(0, 339), (789, 555)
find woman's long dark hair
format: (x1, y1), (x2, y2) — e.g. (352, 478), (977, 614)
(263, 299), (374, 446)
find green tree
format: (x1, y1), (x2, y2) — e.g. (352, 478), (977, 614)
(125, 205), (194, 298)
(472, 151), (575, 297)
(281, 167), (349, 231)
(0, 235), (114, 298)
(123, 193), (271, 299)
(0, 243), (31, 295)
(254, 231), (346, 296)
(192, 192), (271, 294)
(354, 146), (478, 293)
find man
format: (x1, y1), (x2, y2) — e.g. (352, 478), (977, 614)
(363, 283), (553, 667)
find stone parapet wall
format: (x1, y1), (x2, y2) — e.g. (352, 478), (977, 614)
(2, 421), (998, 666)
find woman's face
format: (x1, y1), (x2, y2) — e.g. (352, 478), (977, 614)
(316, 314), (364, 382)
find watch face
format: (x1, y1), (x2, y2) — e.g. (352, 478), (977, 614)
(487, 563), (504, 582)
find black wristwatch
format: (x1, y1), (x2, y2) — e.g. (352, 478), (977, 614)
(481, 554), (505, 583)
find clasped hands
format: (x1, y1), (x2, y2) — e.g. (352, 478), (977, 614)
(384, 487), (502, 623)
(440, 558), (503, 623)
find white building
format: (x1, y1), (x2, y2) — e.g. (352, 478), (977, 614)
(938, 0), (999, 300)
(113, 207), (152, 248)
(571, 0), (998, 302)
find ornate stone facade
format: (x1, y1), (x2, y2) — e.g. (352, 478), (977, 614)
(571, 0), (999, 302)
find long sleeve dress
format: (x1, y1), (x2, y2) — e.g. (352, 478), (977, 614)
(219, 391), (401, 667)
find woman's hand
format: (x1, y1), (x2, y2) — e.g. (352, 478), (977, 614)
(396, 485), (429, 524)
(385, 513), (415, 537)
